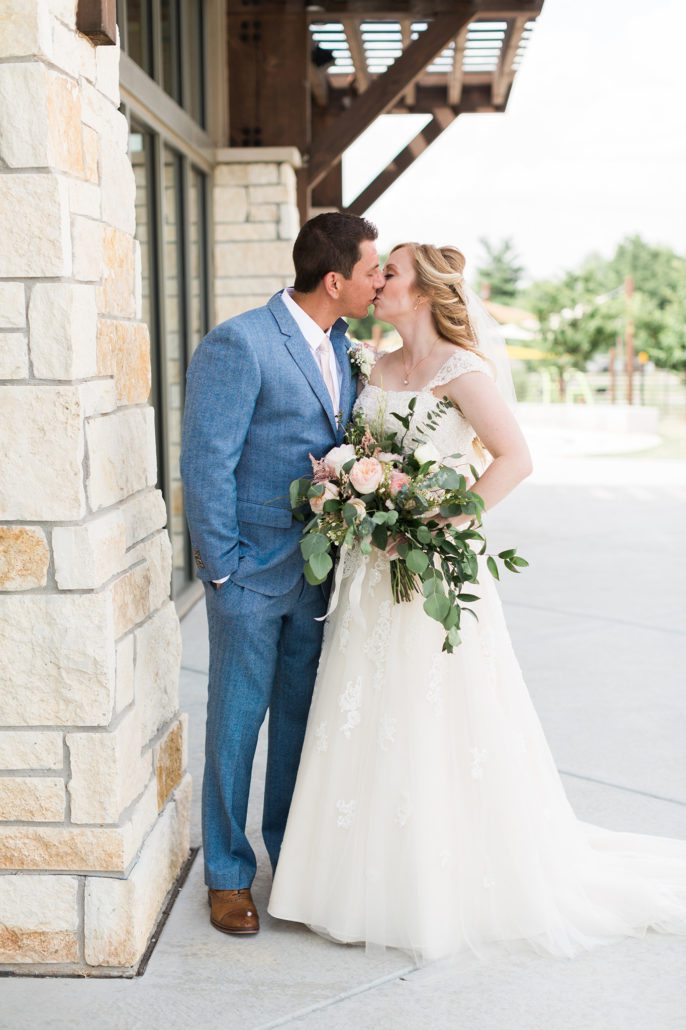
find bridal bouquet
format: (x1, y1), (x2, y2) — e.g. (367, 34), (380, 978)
(290, 398), (528, 653)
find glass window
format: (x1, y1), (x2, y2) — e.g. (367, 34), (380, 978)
(187, 2), (206, 127)
(162, 147), (189, 595)
(129, 125), (157, 350)
(129, 123), (163, 479)
(120, 1), (207, 126)
(125, 0), (153, 75)
(161, 0), (183, 105)
(189, 168), (208, 353)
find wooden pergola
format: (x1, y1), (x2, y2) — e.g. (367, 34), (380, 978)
(227, 1), (545, 220)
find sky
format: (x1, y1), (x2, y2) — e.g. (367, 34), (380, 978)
(343, 0), (686, 285)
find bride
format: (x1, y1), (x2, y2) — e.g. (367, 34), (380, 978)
(268, 242), (686, 962)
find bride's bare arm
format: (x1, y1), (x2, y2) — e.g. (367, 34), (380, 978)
(440, 372), (532, 526)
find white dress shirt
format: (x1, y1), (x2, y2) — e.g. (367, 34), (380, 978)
(281, 288), (342, 412)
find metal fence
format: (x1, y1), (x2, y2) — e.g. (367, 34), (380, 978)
(514, 367), (686, 414)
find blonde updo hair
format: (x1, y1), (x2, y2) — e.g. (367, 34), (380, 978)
(390, 242), (488, 363)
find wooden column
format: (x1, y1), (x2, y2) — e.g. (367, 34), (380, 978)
(227, 5), (309, 151)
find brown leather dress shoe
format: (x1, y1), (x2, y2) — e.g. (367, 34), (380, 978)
(208, 888), (260, 935)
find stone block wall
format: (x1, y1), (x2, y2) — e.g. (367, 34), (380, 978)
(213, 147), (301, 322)
(0, 0), (189, 973)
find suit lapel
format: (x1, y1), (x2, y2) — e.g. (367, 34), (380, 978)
(269, 293), (339, 436)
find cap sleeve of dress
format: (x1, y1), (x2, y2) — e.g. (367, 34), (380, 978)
(425, 348), (493, 391)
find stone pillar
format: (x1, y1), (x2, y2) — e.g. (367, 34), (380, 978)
(213, 147), (302, 321)
(0, 1), (189, 973)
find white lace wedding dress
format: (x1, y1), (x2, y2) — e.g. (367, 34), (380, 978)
(268, 350), (686, 962)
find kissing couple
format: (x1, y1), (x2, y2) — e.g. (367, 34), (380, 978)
(181, 213), (686, 963)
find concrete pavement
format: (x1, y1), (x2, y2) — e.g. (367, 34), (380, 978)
(2, 437), (686, 1030)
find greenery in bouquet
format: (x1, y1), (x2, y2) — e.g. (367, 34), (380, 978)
(289, 398), (528, 653)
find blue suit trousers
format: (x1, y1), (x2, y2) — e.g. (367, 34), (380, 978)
(202, 573), (327, 888)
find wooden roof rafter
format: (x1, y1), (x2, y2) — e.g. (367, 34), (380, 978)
(307, 4), (478, 192)
(492, 13), (530, 106)
(226, 1), (545, 219)
(400, 19), (416, 105)
(447, 24), (469, 105)
(345, 20), (370, 93)
(346, 105), (457, 215)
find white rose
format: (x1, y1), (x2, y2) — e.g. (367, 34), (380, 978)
(414, 442), (441, 469)
(346, 497), (367, 520)
(310, 481), (339, 514)
(324, 444), (356, 476)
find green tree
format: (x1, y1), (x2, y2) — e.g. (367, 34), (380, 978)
(522, 235), (686, 388)
(476, 237), (524, 303)
(345, 310), (393, 341)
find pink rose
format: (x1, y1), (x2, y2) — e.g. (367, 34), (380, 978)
(310, 481), (339, 514)
(349, 457), (383, 495)
(389, 471), (411, 497)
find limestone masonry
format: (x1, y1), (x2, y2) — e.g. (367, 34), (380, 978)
(0, 0), (189, 973)
(0, 0), (301, 975)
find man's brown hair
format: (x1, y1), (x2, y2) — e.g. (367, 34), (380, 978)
(292, 212), (378, 293)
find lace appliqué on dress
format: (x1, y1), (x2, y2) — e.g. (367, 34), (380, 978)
(378, 714), (397, 751)
(314, 722), (328, 753)
(339, 675), (362, 738)
(395, 792), (413, 828)
(424, 348), (492, 392)
(363, 599), (392, 691)
(336, 799), (357, 829)
(426, 653), (444, 710)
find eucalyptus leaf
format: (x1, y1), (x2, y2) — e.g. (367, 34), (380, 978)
(406, 549), (429, 574)
(486, 556), (500, 580)
(424, 591), (450, 622)
(308, 551), (333, 580)
(301, 533), (329, 560)
(372, 525), (388, 550)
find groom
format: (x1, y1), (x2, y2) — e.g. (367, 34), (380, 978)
(181, 213), (384, 935)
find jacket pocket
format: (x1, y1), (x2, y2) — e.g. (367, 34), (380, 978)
(236, 499), (293, 528)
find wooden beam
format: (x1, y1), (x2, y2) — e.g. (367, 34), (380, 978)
(492, 14), (529, 106)
(345, 19), (370, 93)
(346, 107), (457, 215)
(308, 4), (476, 190)
(307, 3), (543, 19)
(77, 0), (116, 45)
(400, 20), (416, 107)
(309, 63), (330, 109)
(447, 25), (469, 106)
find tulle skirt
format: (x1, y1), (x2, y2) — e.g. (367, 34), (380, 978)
(268, 550), (686, 963)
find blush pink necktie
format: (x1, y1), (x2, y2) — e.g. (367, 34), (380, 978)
(316, 335), (337, 408)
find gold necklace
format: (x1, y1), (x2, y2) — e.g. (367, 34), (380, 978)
(402, 335), (441, 385)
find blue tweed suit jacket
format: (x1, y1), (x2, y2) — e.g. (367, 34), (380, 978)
(180, 292), (357, 596)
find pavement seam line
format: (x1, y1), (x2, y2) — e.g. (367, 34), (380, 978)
(559, 769), (686, 807)
(181, 664), (209, 676)
(254, 964), (417, 1030)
